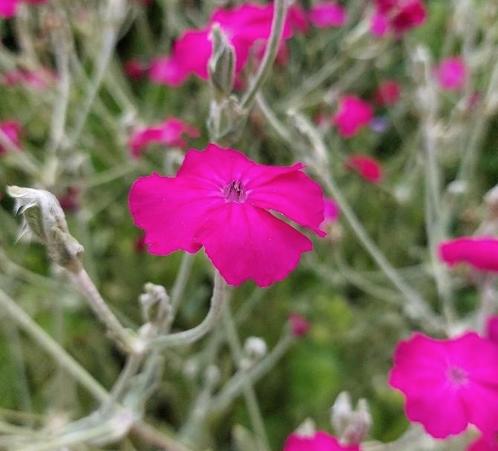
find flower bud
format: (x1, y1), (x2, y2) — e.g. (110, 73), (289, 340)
(240, 336), (267, 370)
(288, 313), (311, 338)
(139, 282), (171, 326)
(331, 392), (371, 445)
(208, 24), (235, 99)
(7, 186), (84, 272)
(485, 185), (498, 219)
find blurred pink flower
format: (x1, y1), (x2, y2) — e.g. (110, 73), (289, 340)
(390, 332), (498, 438)
(438, 237), (498, 273)
(372, 0), (427, 36)
(58, 186), (81, 213)
(2, 68), (55, 90)
(288, 313), (311, 338)
(128, 117), (199, 158)
(129, 144), (325, 287)
(333, 96), (373, 138)
(436, 57), (468, 91)
(309, 2), (347, 28)
(284, 431), (360, 451)
(468, 434), (498, 451)
(124, 59), (149, 80)
(487, 317), (498, 345)
(345, 155), (383, 184)
(323, 197), (340, 223)
(0, 120), (21, 154)
(149, 2), (307, 87)
(375, 80), (401, 106)
(369, 11), (389, 37)
(0, 0), (46, 17)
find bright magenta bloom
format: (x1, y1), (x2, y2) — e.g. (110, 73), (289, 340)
(375, 80), (401, 106)
(128, 117), (199, 158)
(150, 2), (307, 87)
(436, 57), (468, 91)
(0, 120), (21, 154)
(333, 96), (373, 138)
(390, 332), (498, 438)
(309, 2), (347, 28)
(129, 144), (325, 287)
(345, 155), (383, 184)
(372, 0), (427, 35)
(468, 434), (498, 451)
(284, 431), (360, 451)
(438, 237), (498, 272)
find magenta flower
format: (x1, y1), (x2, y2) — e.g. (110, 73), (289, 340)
(284, 431), (360, 451)
(128, 117), (199, 158)
(288, 313), (311, 338)
(390, 332), (498, 438)
(323, 197), (340, 223)
(333, 96), (373, 138)
(309, 2), (347, 28)
(149, 2), (307, 87)
(487, 317), (498, 345)
(372, 0), (427, 35)
(129, 144), (325, 287)
(468, 434), (498, 451)
(0, 121), (21, 155)
(345, 155), (383, 184)
(369, 11), (389, 37)
(375, 80), (401, 106)
(438, 237), (498, 273)
(436, 57), (468, 91)
(0, 0), (46, 17)
(124, 59), (149, 80)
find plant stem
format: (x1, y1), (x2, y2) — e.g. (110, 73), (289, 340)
(240, 0), (287, 110)
(222, 304), (270, 451)
(0, 289), (108, 403)
(210, 332), (294, 414)
(150, 271), (228, 350)
(70, 268), (142, 354)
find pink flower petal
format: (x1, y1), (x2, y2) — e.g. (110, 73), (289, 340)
(333, 96), (373, 138)
(436, 57), (468, 91)
(198, 203), (312, 287)
(438, 237), (498, 273)
(309, 2), (347, 28)
(345, 155), (383, 184)
(129, 174), (221, 255)
(284, 431), (360, 451)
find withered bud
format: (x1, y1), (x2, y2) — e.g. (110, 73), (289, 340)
(208, 24), (236, 99)
(7, 186), (83, 272)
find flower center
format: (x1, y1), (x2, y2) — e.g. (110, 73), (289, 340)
(224, 179), (247, 203)
(447, 366), (468, 386)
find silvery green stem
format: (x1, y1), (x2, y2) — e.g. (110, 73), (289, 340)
(477, 278), (496, 333)
(209, 332), (294, 414)
(240, 0), (287, 110)
(0, 289), (108, 403)
(258, 104), (441, 331)
(150, 271), (228, 350)
(70, 269), (144, 355)
(222, 305), (270, 451)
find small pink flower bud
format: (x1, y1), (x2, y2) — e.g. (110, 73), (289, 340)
(289, 313), (311, 338)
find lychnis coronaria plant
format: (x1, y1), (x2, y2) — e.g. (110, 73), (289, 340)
(1, 0), (498, 450)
